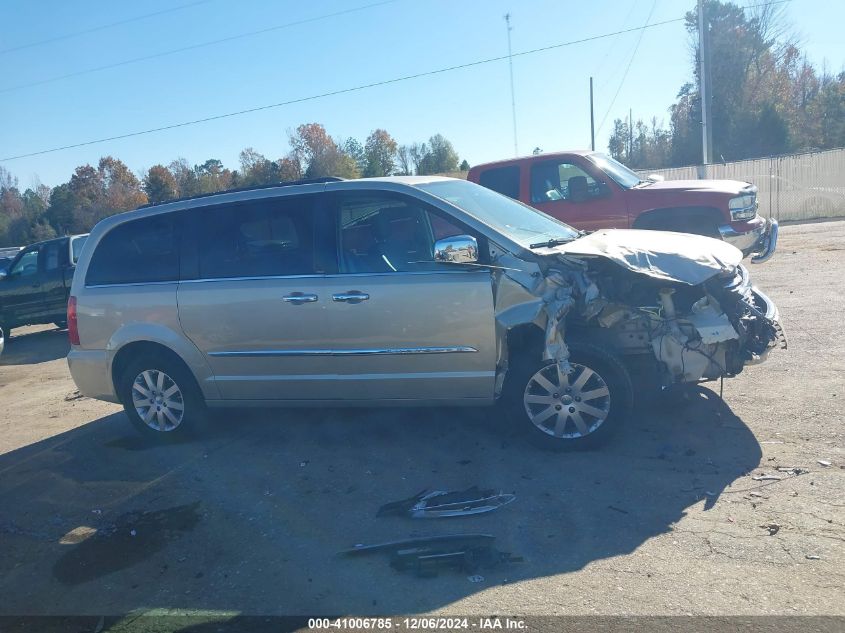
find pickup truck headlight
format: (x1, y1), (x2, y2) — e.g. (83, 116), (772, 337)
(729, 193), (758, 220)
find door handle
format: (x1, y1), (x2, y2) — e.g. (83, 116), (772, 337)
(282, 293), (318, 304)
(332, 291), (369, 303)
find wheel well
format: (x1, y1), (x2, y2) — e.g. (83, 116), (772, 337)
(506, 323), (545, 363)
(111, 341), (197, 394)
(632, 207), (724, 234)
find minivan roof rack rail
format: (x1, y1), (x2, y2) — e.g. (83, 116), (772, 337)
(138, 176), (345, 209)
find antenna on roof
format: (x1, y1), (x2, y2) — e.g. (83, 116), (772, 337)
(504, 12), (518, 157)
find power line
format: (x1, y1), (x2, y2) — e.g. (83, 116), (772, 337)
(0, 0), (213, 56)
(0, 2), (791, 163)
(0, 0), (399, 95)
(595, 0), (657, 135)
(0, 16), (692, 162)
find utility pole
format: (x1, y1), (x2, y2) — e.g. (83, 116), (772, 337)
(589, 77), (595, 151)
(698, 0), (713, 164)
(505, 13), (518, 156)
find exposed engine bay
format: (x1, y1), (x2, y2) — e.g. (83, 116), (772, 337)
(491, 229), (787, 395)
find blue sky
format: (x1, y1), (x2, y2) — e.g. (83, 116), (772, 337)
(1, 0), (842, 187)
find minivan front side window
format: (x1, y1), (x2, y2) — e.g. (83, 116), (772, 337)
(337, 195), (465, 273)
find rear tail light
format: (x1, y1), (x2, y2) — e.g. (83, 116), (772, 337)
(67, 296), (80, 345)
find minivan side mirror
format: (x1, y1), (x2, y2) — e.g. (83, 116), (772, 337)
(434, 235), (479, 264)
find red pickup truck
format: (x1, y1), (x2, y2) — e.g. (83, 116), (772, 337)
(467, 150), (777, 263)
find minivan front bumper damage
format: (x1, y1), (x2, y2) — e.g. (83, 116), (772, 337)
(491, 230), (785, 397)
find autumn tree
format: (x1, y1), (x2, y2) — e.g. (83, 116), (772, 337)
(288, 123), (359, 179)
(364, 129), (398, 177)
(143, 165), (178, 204)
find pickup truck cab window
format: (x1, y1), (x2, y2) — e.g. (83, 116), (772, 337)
(478, 165), (520, 199)
(9, 248), (38, 277)
(530, 160), (601, 204)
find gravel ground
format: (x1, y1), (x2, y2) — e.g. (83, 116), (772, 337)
(0, 220), (842, 621)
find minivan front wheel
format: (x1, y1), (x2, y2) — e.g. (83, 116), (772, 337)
(502, 343), (633, 450)
(118, 354), (204, 439)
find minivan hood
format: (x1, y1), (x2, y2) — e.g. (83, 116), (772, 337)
(549, 229), (743, 285)
(634, 179), (751, 196)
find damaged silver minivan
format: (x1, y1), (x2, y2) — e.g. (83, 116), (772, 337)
(67, 177), (786, 449)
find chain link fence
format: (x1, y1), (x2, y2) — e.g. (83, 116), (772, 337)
(641, 147), (845, 222)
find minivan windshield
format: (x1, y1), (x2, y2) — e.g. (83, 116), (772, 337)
(586, 152), (643, 189)
(415, 179), (580, 249)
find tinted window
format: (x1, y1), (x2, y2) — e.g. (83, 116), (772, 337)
(530, 160), (600, 203)
(86, 214), (180, 285)
(71, 235), (87, 264)
(10, 249), (38, 278)
(478, 166), (520, 199)
(338, 195), (463, 273)
(42, 243), (61, 271)
(197, 197), (316, 279)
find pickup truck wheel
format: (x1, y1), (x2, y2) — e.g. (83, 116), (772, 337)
(501, 343), (633, 451)
(118, 353), (205, 440)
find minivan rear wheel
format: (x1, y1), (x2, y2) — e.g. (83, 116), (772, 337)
(118, 353), (205, 439)
(501, 343), (633, 450)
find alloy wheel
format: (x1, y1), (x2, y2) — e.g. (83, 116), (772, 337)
(523, 362), (611, 439)
(131, 369), (185, 432)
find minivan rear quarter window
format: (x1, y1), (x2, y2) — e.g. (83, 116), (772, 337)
(478, 165), (520, 199)
(86, 214), (180, 286)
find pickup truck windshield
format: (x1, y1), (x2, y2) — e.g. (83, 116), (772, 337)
(587, 153), (642, 189)
(416, 179), (580, 249)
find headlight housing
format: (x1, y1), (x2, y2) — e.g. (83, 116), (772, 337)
(729, 190), (758, 220)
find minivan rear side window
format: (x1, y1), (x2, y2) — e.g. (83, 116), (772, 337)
(86, 214), (180, 286)
(195, 197), (317, 279)
(478, 165), (520, 199)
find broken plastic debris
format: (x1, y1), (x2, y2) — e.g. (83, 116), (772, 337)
(341, 534), (521, 578)
(817, 460), (832, 467)
(805, 554), (821, 560)
(130, 529), (137, 537)
(467, 575), (485, 583)
(377, 487), (516, 519)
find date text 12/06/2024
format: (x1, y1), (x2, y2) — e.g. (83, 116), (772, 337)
(307, 617), (527, 630)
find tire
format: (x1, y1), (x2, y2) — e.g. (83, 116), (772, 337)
(500, 342), (633, 451)
(117, 352), (206, 440)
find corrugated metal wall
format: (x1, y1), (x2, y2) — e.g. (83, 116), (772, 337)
(640, 148), (845, 222)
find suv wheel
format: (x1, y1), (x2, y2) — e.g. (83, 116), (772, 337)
(502, 343), (633, 450)
(118, 353), (205, 439)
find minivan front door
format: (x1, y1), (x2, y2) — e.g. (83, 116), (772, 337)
(319, 192), (498, 402)
(177, 193), (337, 401)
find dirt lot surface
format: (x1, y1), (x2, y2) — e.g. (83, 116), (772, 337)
(0, 221), (843, 621)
